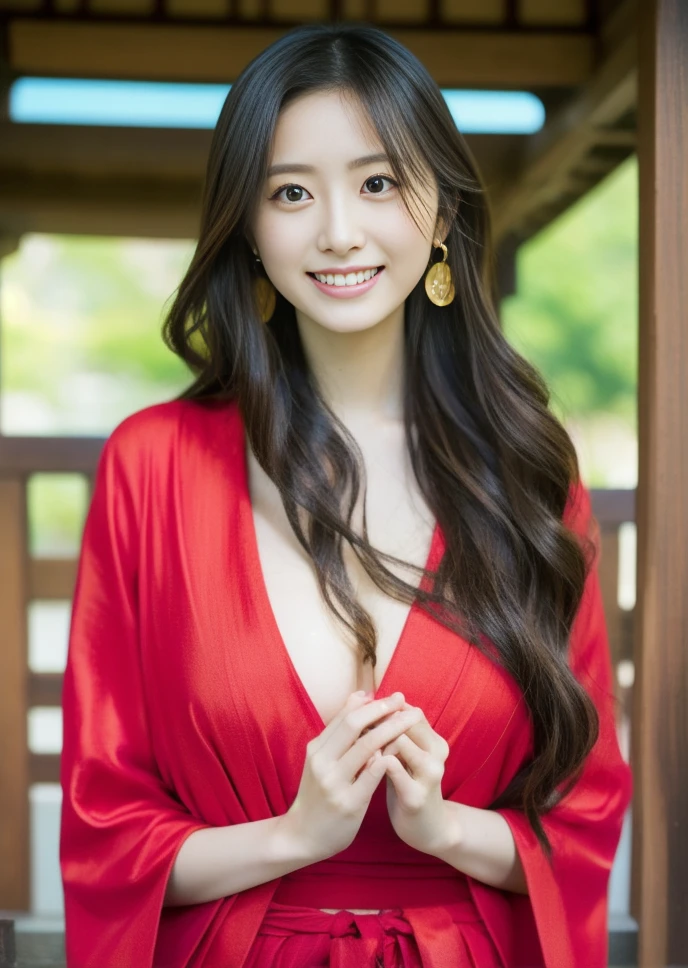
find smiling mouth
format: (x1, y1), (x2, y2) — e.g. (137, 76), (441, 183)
(306, 267), (384, 288)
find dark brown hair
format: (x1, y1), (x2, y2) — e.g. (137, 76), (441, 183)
(162, 21), (600, 860)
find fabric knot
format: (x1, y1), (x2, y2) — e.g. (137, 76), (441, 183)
(329, 910), (363, 938)
(329, 909), (412, 968)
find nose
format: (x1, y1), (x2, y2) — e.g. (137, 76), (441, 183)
(317, 192), (366, 256)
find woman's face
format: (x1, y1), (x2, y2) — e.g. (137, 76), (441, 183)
(250, 89), (440, 335)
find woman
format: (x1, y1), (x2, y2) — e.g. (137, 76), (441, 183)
(59, 22), (633, 968)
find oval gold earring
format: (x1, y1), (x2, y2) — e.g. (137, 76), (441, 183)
(424, 240), (455, 307)
(254, 276), (276, 323)
(253, 253), (276, 323)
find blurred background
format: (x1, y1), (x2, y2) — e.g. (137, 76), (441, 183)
(3, 1), (680, 966)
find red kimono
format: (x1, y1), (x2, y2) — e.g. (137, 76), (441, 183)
(60, 397), (633, 968)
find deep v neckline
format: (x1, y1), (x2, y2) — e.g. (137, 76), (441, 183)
(236, 410), (442, 732)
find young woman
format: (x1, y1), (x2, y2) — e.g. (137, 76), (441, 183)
(59, 22), (633, 968)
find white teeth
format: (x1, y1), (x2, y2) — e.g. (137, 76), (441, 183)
(313, 268), (379, 287)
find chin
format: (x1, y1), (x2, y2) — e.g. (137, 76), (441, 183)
(312, 314), (388, 335)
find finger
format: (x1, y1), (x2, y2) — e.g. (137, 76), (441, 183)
(383, 733), (429, 779)
(308, 691), (372, 753)
(319, 692), (408, 761)
(399, 704), (446, 757)
(337, 706), (423, 779)
(351, 748), (388, 799)
(382, 753), (418, 803)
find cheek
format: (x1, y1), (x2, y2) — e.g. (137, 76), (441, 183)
(382, 213), (433, 271)
(256, 216), (297, 264)
(254, 219), (309, 295)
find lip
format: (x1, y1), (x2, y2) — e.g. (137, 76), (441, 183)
(307, 267), (384, 299)
(310, 265), (381, 274)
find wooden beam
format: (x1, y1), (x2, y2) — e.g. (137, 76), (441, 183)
(633, 0), (688, 963)
(28, 672), (63, 709)
(0, 122), (523, 239)
(0, 478), (29, 911)
(28, 559), (78, 601)
(28, 753), (60, 787)
(0, 121), (206, 236)
(0, 435), (104, 474)
(490, 6), (637, 242)
(590, 487), (636, 527)
(0, 173), (203, 239)
(7, 19), (595, 87)
(0, 121), (212, 179)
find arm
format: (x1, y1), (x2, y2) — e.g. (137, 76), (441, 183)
(431, 801), (528, 895)
(163, 814), (316, 906)
(60, 421), (318, 966)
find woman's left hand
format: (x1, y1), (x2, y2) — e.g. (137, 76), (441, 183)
(380, 702), (461, 857)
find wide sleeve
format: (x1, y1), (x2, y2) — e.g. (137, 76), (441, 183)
(59, 421), (212, 968)
(488, 481), (634, 968)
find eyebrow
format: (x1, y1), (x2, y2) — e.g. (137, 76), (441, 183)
(266, 152), (389, 178)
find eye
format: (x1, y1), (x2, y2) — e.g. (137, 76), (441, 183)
(270, 184), (313, 204)
(363, 174), (397, 195)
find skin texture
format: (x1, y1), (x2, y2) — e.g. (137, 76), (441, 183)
(251, 88), (447, 436)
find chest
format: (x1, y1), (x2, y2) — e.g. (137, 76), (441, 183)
(247, 445), (436, 727)
(143, 405), (533, 822)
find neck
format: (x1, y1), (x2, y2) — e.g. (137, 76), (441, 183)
(295, 305), (406, 430)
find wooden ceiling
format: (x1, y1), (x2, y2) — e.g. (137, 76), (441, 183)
(0, 0), (637, 249)
(0, 0), (613, 31)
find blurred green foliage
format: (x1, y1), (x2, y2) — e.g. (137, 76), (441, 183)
(502, 155), (638, 426)
(27, 474), (90, 558)
(1, 235), (194, 409)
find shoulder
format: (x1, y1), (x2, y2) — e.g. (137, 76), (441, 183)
(104, 396), (242, 470)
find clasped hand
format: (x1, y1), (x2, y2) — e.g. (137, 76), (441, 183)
(285, 689), (460, 864)
(377, 698), (459, 857)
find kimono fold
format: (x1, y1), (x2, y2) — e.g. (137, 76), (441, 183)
(60, 398), (633, 967)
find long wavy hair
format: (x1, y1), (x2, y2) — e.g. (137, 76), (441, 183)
(162, 21), (600, 860)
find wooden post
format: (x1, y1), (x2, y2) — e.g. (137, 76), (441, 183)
(634, 0), (688, 964)
(0, 479), (29, 911)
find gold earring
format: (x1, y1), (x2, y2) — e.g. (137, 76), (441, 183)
(253, 253), (276, 323)
(187, 323), (211, 361)
(425, 240), (455, 306)
(254, 276), (276, 323)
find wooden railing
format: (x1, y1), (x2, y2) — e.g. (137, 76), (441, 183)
(0, 438), (637, 916)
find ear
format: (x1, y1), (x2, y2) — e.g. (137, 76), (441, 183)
(432, 218), (449, 244)
(434, 213), (454, 245)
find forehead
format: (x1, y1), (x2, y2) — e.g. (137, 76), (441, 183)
(269, 89), (381, 163)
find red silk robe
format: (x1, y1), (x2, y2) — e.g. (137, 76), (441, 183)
(60, 397), (633, 967)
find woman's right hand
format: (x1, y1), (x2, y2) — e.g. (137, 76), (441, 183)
(281, 690), (423, 861)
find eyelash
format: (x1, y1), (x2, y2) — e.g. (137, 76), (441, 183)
(269, 174), (398, 204)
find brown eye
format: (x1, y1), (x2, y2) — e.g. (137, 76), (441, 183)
(363, 175), (397, 195)
(270, 183), (312, 203)
(365, 176), (386, 194)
